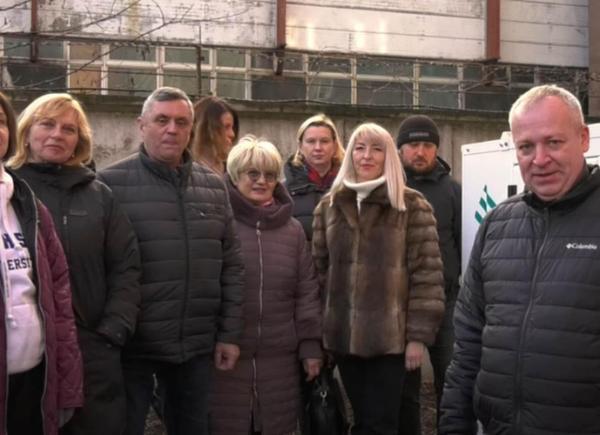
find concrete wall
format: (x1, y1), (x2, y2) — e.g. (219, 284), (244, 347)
(37, 98), (507, 181)
(1, 0), (276, 47)
(500, 0), (588, 67)
(1, 0), (589, 67)
(286, 0), (485, 59)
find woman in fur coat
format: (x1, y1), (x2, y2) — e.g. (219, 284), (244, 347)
(210, 135), (322, 435)
(312, 122), (445, 435)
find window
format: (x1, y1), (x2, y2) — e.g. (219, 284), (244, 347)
(419, 83), (458, 109)
(5, 63), (66, 90)
(217, 73), (245, 99)
(4, 36), (63, 59)
(421, 64), (456, 79)
(164, 70), (209, 97)
(465, 85), (521, 112)
(357, 57), (412, 77)
(217, 49), (245, 68)
(251, 51), (273, 69)
(70, 68), (102, 94)
(165, 47), (198, 64)
(108, 68), (156, 96)
(110, 44), (155, 62)
(309, 57), (350, 74)
(308, 78), (351, 104)
(252, 75), (305, 101)
(70, 42), (102, 61)
(357, 81), (412, 106)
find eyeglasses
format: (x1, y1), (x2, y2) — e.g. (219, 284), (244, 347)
(244, 169), (278, 183)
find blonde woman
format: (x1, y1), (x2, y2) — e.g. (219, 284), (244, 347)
(11, 93), (140, 435)
(210, 135), (322, 435)
(312, 123), (445, 434)
(0, 91), (82, 434)
(284, 114), (344, 240)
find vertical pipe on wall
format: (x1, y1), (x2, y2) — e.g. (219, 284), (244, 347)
(30, 0), (38, 62)
(276, 0), (286, 49)
(275, 0), (286, 75)
(486, 0), (500, 61)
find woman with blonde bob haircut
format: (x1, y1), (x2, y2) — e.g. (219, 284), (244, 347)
(284, 113), (345, 240)
(11, 93), (92, 168)
(10, 93), (141, 435)
(210, 135), (322, 435)
(312, 122), (445, 435)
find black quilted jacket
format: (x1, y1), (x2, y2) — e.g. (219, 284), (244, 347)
(99, 146), (244, 363)
(440, 165), (600, 435)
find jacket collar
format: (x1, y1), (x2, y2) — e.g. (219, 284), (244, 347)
(17, 163), (95, 190)
(139, 144), (192, 187)
(225, 175), (293, 230)
(404, 156), (451, 182)
(284, 156), (337, 193)
(333, 184), (389, 228)
(523, 164), (600, 211)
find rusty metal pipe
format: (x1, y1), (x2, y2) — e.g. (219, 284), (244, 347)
(486, 0), (500, 61)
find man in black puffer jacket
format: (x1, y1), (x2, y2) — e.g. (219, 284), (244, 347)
(396, 115), (461, 435)
(440, 85), (600, 435)
(99, 87), (244, 435)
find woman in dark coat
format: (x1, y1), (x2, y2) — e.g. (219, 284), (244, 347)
(284, 114), (345, 240)
(0, 92), (83, 435)
(10, 93), (141, 435)
(210, 135), (322, 435)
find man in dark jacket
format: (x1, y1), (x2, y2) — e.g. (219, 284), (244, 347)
(396, 115), (461, 434)
(440, 85), (600, 435)
(98, 87), (244, 435)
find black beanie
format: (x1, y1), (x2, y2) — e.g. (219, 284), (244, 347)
(396, 115), (440, 148)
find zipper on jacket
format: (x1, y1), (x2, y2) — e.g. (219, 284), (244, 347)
(61, 214), (70, 256)
(513, 209), (549, 435)
(177, 188), (190, 359)
(251, 357), (258, 429)
(251, 221), (264, 423)
(256, 222), (264, 343)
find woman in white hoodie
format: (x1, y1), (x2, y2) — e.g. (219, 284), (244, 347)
(0, 92), (83, 435)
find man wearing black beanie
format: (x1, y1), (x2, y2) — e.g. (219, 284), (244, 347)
(396, 115), (461, 434)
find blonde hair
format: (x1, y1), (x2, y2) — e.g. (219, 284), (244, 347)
(292, 113), (345, 167)
(329, 122), (406, 211)
(509, 84), (584, 129)
(10, 93), (93, 168)
(227, 135), (282, 184)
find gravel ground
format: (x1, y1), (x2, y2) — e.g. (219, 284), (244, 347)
(144, 381), (439, 435)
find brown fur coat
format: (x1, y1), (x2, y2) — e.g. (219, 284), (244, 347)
(312, 184), (444, 357)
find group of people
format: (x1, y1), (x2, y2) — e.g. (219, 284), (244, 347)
(0, 81), (597, 435)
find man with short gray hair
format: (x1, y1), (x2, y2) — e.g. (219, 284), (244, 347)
(99, 87), (244, 435)
(440, 84), (600, 434)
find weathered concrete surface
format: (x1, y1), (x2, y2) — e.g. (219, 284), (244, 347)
(7, 92), (508, 178)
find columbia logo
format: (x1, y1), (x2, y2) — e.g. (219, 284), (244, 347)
(566, 243), (598, 250)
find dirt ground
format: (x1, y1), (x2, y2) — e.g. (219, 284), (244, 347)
(144, 381), (439, 435)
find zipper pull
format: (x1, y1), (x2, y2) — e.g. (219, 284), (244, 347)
(256, 221), (261, 236)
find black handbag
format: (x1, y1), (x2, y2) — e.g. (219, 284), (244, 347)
(303, 367), (347, 435)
